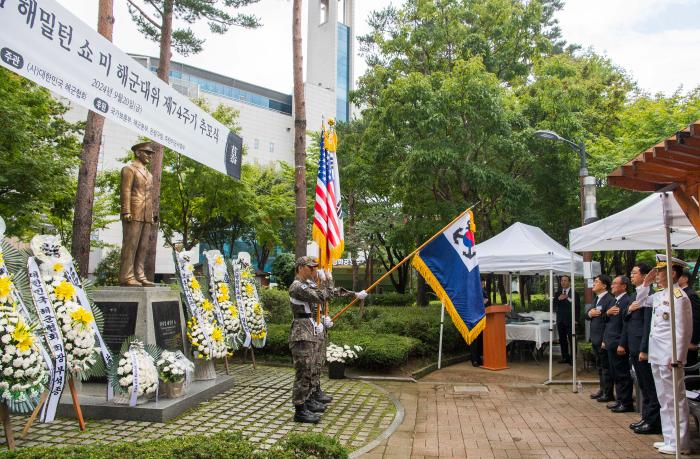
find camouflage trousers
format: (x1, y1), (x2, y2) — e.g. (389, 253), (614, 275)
(290, 340), (315, 406)
(311, 332), (327, 393)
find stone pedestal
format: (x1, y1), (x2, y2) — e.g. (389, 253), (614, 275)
(92, 286), (185, 354)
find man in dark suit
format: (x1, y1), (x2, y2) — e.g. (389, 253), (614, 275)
(605, 275), (633, 412)
(586, 274), (616, 402)
(622, 262), (660, 434)
(678, 269), (700, 371)
(554, 275), (580, 365)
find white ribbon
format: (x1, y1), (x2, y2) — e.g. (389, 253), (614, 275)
(174, 253), (215, 357)
(27, 257), (65, 423)
(231, 261), (251, 347)
(128, 347), (140, 407)
(64, 262), (113, 401)
(173, 350), (194, 388)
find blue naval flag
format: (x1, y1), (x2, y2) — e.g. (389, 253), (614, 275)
(412, 210), (485, 345)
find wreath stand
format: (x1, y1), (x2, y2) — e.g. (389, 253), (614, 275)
(1, 402), (15, 450)
(243, 346), (256, 369)
(20, 375), (86, 440)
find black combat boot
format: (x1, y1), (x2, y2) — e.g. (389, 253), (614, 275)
(305, 398), (327, 413)
(293, 404), (320, 423)
(312, 388), (333, 404)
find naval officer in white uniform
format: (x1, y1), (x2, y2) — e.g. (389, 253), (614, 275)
(637, 255), (692, 455)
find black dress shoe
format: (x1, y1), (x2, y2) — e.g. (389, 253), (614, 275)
(629, 419), (645, 429)
(611, 404), (635, 413)
(590, 391), (603, 399)
(596, 395), (615, 403)
(633, 423), (662, 434)
(607, 401), (621, 409)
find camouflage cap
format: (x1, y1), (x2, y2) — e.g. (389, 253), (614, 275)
(295, 256), (319, 270)
(131, 141), (156, 153)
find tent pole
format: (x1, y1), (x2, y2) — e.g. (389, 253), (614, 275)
(663, 193), (681, 457)
(548, 269), (553, 383)
(571, 253), (577, 393)
(438, 302), (445, 370)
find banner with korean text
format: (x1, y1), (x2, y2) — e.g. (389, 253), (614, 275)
(0, 0), (243, 179)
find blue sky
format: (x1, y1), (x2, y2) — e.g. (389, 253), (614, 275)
(56, 0), (699, 96)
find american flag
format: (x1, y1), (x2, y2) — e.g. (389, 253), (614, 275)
(312, 122), (344, 270)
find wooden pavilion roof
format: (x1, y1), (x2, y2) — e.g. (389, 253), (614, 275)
(608, 119), (700, 235)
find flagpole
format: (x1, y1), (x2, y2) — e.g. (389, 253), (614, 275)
(332, 202), (480, 322)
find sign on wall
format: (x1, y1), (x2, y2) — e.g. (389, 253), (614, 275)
(0, 0), (242, 179)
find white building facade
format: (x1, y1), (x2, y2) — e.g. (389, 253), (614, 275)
(64, 0), (354, 276)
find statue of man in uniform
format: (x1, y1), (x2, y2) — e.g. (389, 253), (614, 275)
(119, 142), (158, 287)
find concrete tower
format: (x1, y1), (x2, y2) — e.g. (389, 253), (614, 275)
(305, 0), (354, 125)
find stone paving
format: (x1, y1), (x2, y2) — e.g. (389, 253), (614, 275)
(363, 361), (700, 459)
(0, 365), (397, 453)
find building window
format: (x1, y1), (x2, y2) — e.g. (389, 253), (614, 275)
(269, 142), (275, 153)
(320, 0), (329, 24)
(254, 138), (259, 150)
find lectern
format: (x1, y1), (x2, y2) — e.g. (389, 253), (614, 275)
(481, 304), (511, 371)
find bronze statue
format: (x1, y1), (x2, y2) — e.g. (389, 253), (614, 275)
(119, 142), (158, 287)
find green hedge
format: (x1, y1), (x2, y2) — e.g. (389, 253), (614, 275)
(261, 288), (292, 324)
(0, 431), (348, 459)
(329, 329), (421, 369)
(369, 292), (415, 306)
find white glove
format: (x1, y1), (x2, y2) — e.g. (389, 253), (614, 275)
(355, 290), (368, 300)
(317, 270), (327, 281)
(314, 322), (324, 334)
(323, 316), (334, 328)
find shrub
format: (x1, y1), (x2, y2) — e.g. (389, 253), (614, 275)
(261, 288), (291, 324)
(0, 431), (258, 459)
(267, 432), (349, 459)
(270, 252), (295, 288)
(330, 329), (421, 369)
(369, 292), (415, 306)
(0, 431), (349, 459)
(257, 323), (292, 359)
(93, 249), (120, 286)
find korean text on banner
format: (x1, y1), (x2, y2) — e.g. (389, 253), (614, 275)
(0, 0), (243, 179)
(412, 210), (486, 345)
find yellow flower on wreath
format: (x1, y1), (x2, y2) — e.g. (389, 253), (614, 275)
(215, 255), (224, 266)
(190, 277), (200, 290)
(253, 303), (262, 316)
(54, 280), (76, 301)
(245, 283), (254, 296)
(201, 299), (214, 312)
(53, 263), (64, 273)
(12, 319), (34, 352)
(0, 253), (4, 265)
(251, 330), (267, 340)
(0, 275), (11, 299)
(211, 327), (223, 342)
(228, 306), (238, 317)
(71, 307), (94, 327)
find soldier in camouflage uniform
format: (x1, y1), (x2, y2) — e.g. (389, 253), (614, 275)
(288, 257), (367, 423)
(312, 270), (367, 407)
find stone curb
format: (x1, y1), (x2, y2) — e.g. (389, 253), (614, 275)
(348, 380), (404, 459)
(410, 353), (471, 380)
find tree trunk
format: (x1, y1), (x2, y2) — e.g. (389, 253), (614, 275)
(497, 275), (507, 305)
(292, 0), (307, 257)
(70, 0), (114, 277)
(145, 0), (173, 281)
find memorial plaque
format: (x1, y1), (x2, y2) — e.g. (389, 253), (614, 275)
(152, 301), (184, 351)
(95, 301), (138, 355)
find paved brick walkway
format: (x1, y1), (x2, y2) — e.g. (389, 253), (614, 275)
(0, 365), (397, 453)
(363, 372), (700, 459)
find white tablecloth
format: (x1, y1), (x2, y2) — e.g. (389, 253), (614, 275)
(506, 320), (558, 350)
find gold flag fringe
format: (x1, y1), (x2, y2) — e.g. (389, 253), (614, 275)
(412, 254), (485, 345)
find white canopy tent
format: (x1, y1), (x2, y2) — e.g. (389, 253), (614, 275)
(570, 192), (700, 455)
(476, 222), (600, 383)
(570, 192), (700, 252)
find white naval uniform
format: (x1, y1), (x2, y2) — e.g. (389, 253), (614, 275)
(640, 283), (692, 449)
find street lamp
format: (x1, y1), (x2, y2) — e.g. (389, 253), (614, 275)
(534, 130), (598, 377)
